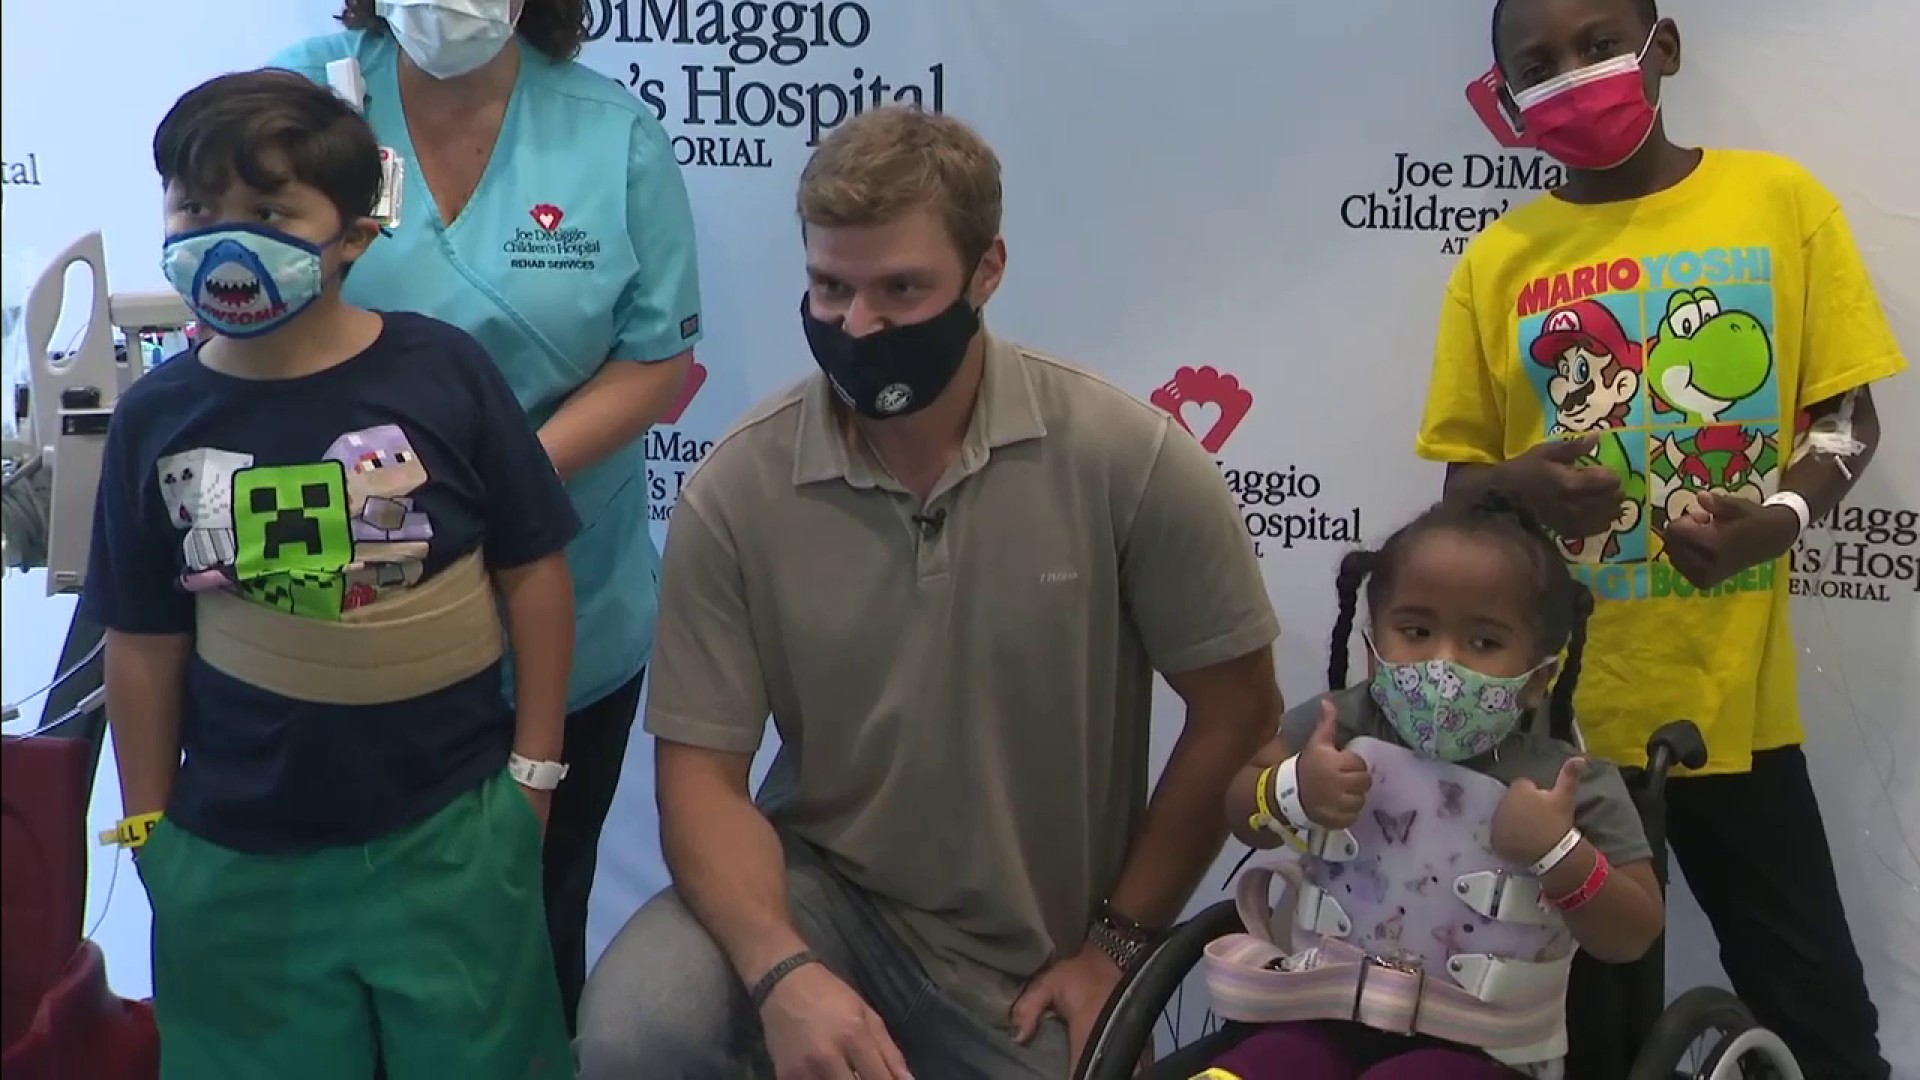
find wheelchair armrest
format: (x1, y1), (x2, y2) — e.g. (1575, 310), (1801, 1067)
(1643, 721), (1707, 789)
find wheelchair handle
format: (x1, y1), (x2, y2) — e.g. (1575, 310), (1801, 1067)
(1641, 720), (1708, 802)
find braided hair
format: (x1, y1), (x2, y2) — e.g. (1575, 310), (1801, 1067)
(1328, 490), (1595, 740)
(1490, 0), (1661, 73)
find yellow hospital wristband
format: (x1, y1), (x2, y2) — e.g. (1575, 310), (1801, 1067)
(1249, 764), (1279, 832)
(1248, 767), (1306, 851)
(98, 812), (163, 850)
(1193, 1071), (1244, 1079)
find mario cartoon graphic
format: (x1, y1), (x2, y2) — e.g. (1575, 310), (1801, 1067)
(1556, 431), (1648, 566)
(1647, 425), (1781, 554)
(1529, 300), (1643, 436)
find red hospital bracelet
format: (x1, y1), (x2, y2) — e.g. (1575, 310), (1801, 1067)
(1547, 849), (1611, 912)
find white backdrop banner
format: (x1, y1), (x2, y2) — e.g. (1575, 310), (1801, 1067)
(2, 1), (1914, 1070)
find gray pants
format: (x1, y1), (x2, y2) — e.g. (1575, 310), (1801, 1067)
(575, 839), (1070, 1079)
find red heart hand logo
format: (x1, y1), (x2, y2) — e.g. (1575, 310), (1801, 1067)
(1149, 366), (1254, 453)
(660, 360), (708, 424)
(530, 203), (564, 232)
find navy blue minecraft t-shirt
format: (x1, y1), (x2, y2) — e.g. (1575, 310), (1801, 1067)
(80, 312), (580, 854)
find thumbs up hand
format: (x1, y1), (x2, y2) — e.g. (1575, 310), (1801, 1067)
(1491, 757), (1586, 865)
(1295, 698), (1373, 829)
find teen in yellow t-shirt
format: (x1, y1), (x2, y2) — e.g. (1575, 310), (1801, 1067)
(1423, 146), (1901, 775)
(1415, 3), (1902, 1079)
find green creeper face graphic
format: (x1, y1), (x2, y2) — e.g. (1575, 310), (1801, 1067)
(239, 569), (346, 620)
(231, 463), (354, 580)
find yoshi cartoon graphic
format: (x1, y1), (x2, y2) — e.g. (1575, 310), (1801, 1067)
(1647, 287), (1773, 424)
(1555, 431), (1647, 565)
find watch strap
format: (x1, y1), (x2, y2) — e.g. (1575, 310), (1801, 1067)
(1088, 920), (1147, 973)
(1089, 902), (1158, 974)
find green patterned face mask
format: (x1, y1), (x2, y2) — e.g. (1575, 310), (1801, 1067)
(1365, 635), (1554, 761)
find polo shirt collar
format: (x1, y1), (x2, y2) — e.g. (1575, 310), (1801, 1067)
(792, 329), (1049, 488)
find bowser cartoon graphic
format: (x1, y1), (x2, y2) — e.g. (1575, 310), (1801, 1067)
(1647, 425), (1781, 551)
(1555, 431), (1647, 565)
(1529, 300), (1642, 436)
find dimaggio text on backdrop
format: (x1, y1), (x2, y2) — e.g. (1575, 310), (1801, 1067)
(0, 1), (1913, 1071)
(585, 0), (946, 169)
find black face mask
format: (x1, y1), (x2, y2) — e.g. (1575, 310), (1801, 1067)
(800, 293), (980, 420)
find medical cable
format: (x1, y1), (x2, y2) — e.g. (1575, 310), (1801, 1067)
(1, 636), (104, 726)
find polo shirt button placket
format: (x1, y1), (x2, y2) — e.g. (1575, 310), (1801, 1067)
(914, 501), (952, 582)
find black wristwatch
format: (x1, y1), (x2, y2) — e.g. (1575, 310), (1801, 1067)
(1087, 901), (1159, 974)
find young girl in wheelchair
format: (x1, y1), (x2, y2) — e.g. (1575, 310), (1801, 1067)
(1203, 492), (1666, 1079)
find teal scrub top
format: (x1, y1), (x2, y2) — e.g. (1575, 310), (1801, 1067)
(270, 30), (704, 712)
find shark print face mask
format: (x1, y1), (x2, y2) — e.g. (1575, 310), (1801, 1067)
(162, 224), (331, 338)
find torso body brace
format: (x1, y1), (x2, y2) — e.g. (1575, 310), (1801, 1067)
(195, 549), (502, 704)
(1204, 737), (1573, 1076)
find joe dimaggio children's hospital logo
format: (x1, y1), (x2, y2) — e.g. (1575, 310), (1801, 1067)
(1150, 366), (1361, 557)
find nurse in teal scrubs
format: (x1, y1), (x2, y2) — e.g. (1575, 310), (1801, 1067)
(270, 0), (703, 1031)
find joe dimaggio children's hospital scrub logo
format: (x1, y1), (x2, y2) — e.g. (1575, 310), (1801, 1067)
(1519, 247), (1784, 601)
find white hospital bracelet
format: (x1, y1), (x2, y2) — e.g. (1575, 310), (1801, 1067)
(1272, 755), (1313, 833)
(1529, 827), (1584, 878)
(1762, 490), (1811, 538)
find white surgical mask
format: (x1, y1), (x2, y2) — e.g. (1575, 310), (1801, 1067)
(376, 0), (518, 80)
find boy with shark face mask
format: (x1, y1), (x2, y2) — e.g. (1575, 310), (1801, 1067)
(1415, 1), (1902, 1077)
(86, 70), (580, 1079)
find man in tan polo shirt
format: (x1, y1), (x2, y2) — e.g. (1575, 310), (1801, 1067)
(577, 106), (1282, 1080)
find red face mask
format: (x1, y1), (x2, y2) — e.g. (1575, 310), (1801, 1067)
(1510, 27), (1661, 171)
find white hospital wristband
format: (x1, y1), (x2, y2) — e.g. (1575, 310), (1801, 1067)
(1272, 755), (1313, 833)
(1529, 827), (1585, 878)
(1762, 490), (1811, 538)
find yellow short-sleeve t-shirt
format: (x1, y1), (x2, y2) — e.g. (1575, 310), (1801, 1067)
(1416, 149), (1906, 775)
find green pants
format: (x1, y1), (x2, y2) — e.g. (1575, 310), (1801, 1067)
(139, 770), (570, 1080)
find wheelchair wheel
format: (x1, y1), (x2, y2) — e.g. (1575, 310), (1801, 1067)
(1074, 900), (1246, 1080)
(1627, 986), (1802, 1080)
